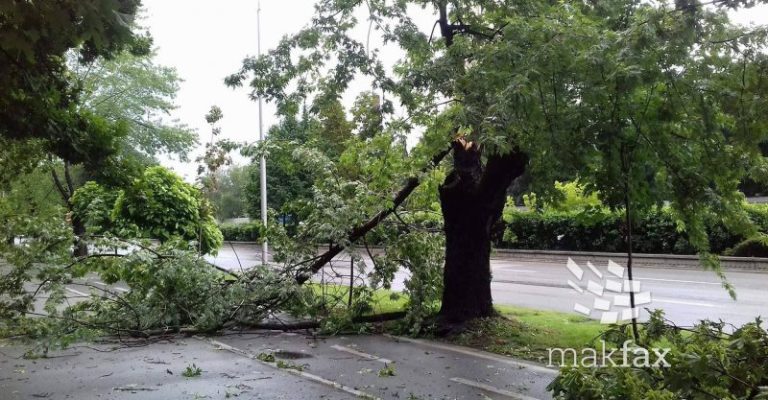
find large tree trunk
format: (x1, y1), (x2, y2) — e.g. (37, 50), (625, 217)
(438, 140), (527, 326)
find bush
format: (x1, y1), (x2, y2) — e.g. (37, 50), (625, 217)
(199, 220), (224, 254)
(548, 311), (768, 399)
(500, 205), (768, 255)
(112, 166), (223, 254)
(219, 222), (263, 241)
(70, 181), (120, 234)
(726, 235), (768, 257)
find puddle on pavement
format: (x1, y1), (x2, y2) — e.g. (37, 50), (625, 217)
(273, 350), (312, 359)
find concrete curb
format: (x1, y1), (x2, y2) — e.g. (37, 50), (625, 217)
(492, 249), (768, 271)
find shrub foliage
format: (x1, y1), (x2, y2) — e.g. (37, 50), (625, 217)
(501, 205), (768, 256)
(219, 222), (263, 242)
(726, 235), (768, 258)
(112, 166), (223, 254)
(549, 311), (768, 399)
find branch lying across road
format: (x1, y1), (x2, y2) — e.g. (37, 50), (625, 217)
(242, 311), (407, 331)
(295, 146), (451, 284)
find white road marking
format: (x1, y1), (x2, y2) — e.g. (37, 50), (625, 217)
(204, 338), (381, 400)
(636, 277), (721, 285)
(65, 287), (88, 297)
(653, 298), (720, 308)
(383, 334), (557, 375)
(450, 377), (542, 400)
(330, 344), (392, 364)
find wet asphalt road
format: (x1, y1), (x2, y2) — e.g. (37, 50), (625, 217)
(0, 332), (557, 400)
(206, 243), (768, 327)
(490, 259), (767, 327)
(4, 244), (766, 399)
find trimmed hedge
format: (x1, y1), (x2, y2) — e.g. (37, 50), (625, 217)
(726, 236), (768, 257)
(499, 206), (768, 255)
(219, 222), (263, 242)
(219, 207), (768, 256)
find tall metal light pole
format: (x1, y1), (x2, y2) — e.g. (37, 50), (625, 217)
(257, 0), (268, 265)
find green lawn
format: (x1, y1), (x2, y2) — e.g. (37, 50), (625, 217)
(306, 284), (408, 314)
(446, 305), (606, 363)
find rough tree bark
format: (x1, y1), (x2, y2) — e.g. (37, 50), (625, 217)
(438, 139), (527, 325)
(51, 162), (88, 257)
(70, 214), (88, 257)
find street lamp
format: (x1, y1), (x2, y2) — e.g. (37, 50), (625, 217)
(257, 0), (268, 265)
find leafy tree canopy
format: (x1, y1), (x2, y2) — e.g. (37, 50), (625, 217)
(243, 95), (404, 224)
(351, 91), (385, 140)
(72, 50), (197, 161)
(70, 181), (119, 235)
(197, 105), (239, 187)
(244, 114), (315, 221)
(0, 165), (66, 224)
(63, 48), (197, 188)
(204, 165), (249, 221)
(229, 0), (768, 261)
(1, 0), (148, 164)
(0, 139), (47, 189)
(521, 181), (603, 213)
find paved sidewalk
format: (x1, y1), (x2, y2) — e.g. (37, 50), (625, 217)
(0, 332), (557, 400)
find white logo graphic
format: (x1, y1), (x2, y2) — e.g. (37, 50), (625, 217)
(566, 257), (651, 324)
(546, 340), (672, 368)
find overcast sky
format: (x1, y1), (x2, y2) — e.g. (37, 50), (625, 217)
(141, 0), (767, 180)
(141, 0), (436, 179)
(142, 0), (311, 179)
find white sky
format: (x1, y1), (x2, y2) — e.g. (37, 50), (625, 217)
(143, 0), (314, 179)
(142, 0), (436, 180)
(141, 0), (768, 180)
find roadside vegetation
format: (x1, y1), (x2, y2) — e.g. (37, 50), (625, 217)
(2, 0), (768, 399)
(219, 181), (768, 257)
(501, 182), (768, 257)
(444, 306), (606, 363)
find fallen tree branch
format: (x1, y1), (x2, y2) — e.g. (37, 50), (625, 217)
(87, 235), (239, 279)
(240, 311), (408, 331)
(296, 146), (451, 283)
(354, 311), (407, 323)
(244, 320), (320, 331)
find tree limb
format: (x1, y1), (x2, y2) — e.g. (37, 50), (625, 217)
(242, 311), (407, 331)
(295, 146), (451, 283)
(478, 149), (528, 203)
(63, 161), (76, 198)
(51, 169), (70, 203)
